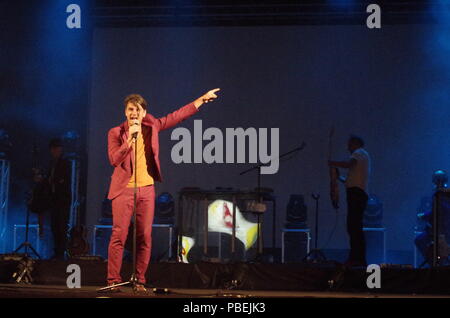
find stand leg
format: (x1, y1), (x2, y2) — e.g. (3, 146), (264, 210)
(177, 195), (183, 262)
(14, 208), (41, 259)
(303, 194), (327, 263)
(418, 259), (429, 269)
(257, 214), (263, 256)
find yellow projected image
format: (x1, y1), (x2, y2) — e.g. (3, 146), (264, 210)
(208, 199), (258, 250)
(181, 236), (195, 263)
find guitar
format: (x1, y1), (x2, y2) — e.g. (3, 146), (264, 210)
(329, 127), (339, 210)
(67, 199), (89, 257)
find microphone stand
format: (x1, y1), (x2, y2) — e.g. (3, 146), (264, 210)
(239, 143), (306, 262)
(98, 132), (140, 293)
(303, 193), (327, 263)
(14, 203), (41, 259)
(15, 143), (41, 259)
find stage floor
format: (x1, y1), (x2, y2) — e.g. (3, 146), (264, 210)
(0, 284), (448, 298)
(1, 258), (450, 297)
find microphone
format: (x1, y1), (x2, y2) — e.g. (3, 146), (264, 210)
(131, 119), (139, 139)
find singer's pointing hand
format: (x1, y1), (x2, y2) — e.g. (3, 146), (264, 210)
(203, 88), (220, 103)
(194, 88), (221, 109)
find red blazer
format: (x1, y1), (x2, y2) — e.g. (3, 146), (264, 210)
(107, 102), (198, 200)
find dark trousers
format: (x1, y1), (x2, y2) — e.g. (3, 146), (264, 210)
(346, 187), (368, 264)
(50, 201), (70, 258)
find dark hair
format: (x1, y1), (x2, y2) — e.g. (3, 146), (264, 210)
(124, 94), (148, 111)
(49, 138), (63, 149)
(349, 135), (364, 148)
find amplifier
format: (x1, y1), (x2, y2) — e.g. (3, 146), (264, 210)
(281, 228), (311, 263)
(364, 227), (386, 264)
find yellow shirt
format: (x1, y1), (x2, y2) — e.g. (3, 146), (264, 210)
(127, 133), (154, 187)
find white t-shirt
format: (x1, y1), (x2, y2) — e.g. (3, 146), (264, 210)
(346, 148), (370, 192)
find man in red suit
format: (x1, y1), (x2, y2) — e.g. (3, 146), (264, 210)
(105, 88), (220, 292)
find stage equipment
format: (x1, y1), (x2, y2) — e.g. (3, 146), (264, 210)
(152, 288), (170, 294)
(281, 228), (310, 263)
(61, 130), (80, 158)
(432, 170), (448, 189)
(239, 142), (306, 261)
(363, 194), (383, 227)
(431, 189), (450, 267)
(0, 130), (11, 252)
(285, 194), (307, 229)
(0, 253), (35, 284)
(364, 227), (386, 264)
(328, 127), (339, 210)
(282, 195), (309, 263)
(11, 256), (35, 284)
(415, 171), (450, 268)
(0, 130), (11, 253)
(155, 192), (175, 224)
(0, 129), (12, 159)
(14, 143), (41, 259)
(62, 131), (81, 233)
(67, 198), (89, 258)
(303, 193), (327, 262)
(177, 188), (275, 263)
(0, 157), (10, 253)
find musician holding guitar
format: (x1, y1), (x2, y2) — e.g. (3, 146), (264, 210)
(48, 138), (72, 260)
(328, 135), (371, 267)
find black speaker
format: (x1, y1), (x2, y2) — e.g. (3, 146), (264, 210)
(285, 195), (307, 229)
(364, 228), (386, 264)
(282, 231), (309, 263)
(364, 194), (383, 227)
(431, 190), (450, 264)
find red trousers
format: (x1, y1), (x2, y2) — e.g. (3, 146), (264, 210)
(107, 185), (155, 284)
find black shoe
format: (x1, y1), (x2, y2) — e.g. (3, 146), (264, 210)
(133, 283), (148, 294)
